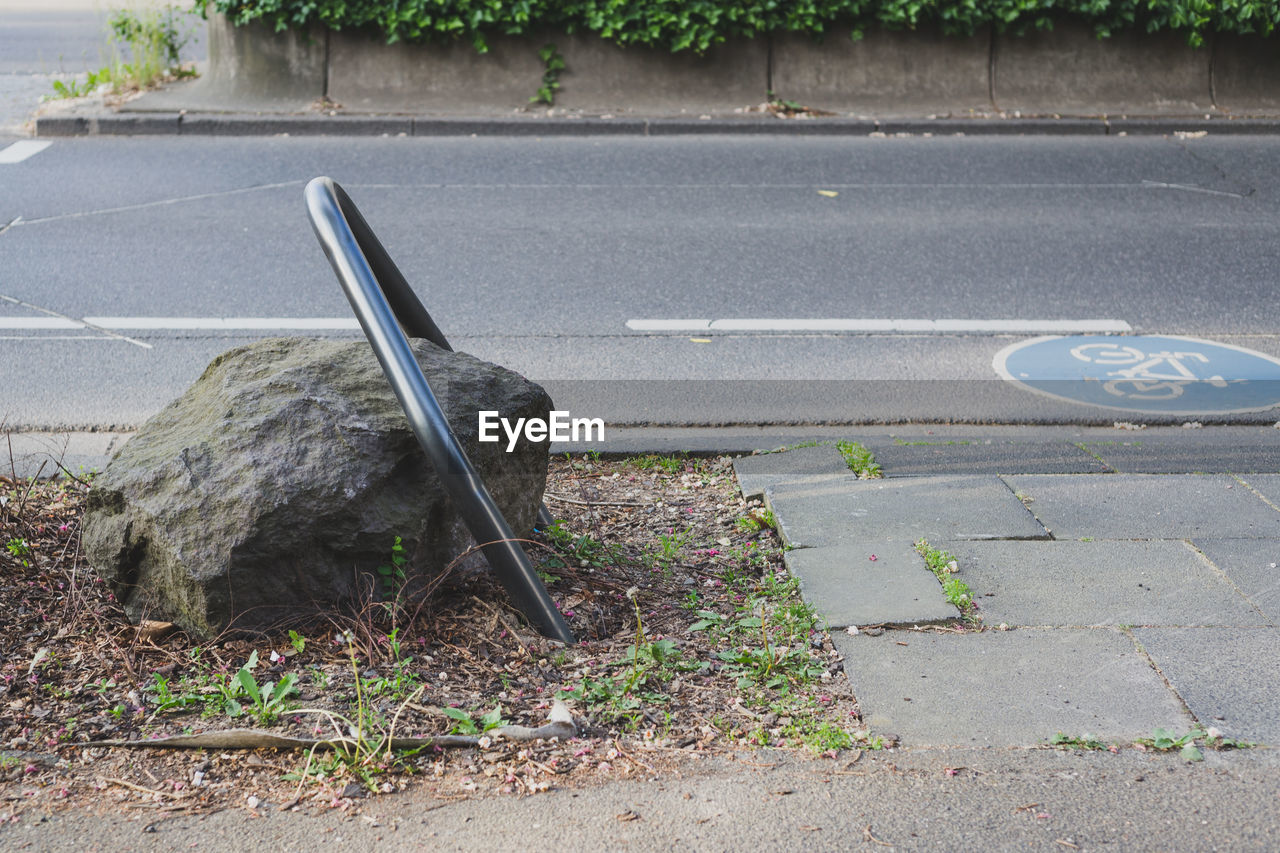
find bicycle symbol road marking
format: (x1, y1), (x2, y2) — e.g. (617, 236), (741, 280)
(994, 335), (1280, 415)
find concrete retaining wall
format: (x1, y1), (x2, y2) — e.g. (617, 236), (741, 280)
(174, 15), (1280, 116)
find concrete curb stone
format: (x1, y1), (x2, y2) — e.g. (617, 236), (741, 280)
(178, 113), (414, 136)
(877, 117), (1107, 135)
(37, 110), (1280, 137)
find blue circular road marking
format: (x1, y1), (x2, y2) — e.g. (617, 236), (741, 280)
(993, 335), (1280, 415)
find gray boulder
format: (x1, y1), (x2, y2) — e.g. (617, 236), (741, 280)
(83, 337), (551, 640)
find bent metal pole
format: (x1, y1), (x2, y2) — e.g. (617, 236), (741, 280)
(304, 176), (573, 644)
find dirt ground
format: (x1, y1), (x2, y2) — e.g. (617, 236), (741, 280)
(0, 452), (883, 821)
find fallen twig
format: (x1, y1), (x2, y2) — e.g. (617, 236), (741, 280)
(91, 701), (577, 751)
(544, 492), (649, 508)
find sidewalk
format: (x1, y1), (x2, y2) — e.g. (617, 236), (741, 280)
(4, 425), (1279, 848)
(9, 424), (1280, 750)
(735, 435), (1280, 751)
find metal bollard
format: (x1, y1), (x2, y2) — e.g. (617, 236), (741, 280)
(304, 177), (573, 644)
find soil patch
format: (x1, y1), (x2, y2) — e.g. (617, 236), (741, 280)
(0, 453), (886, 819)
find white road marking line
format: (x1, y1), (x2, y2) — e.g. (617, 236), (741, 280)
(625, 319), (711, 331)
(0, 141), (52, 164)
(0, 317), (84, 329)
(931, 319), (1132, 333)
(83, 317), (362, 330)
(0, 295), (151, 349)
(0, 336), (116, 341)
(629, 318), (1133, 334)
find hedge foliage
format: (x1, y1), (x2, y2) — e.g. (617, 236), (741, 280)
(193, 0), (1278, 51)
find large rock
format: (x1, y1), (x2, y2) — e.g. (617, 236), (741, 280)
(83, 337), (552, 640)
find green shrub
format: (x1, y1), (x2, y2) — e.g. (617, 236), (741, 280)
(195, 0), (1276, 51)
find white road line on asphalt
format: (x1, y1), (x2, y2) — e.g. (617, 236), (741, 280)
(627, 319), (1133, 334)
(0, 141), (52, 165)
(0, 295), (152, 349)
(0, 336), (116, 341)
(82, 317), (363, 330)
(624, 319), (711, 331)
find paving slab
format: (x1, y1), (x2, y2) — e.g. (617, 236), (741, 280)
(1002, 474), (1280, 539)
(1081, 441), (1280, 474)
(1238, 474), (1280, 509)
(1135, 627), (1280, 744)
(765, 476), (1048, 549)
(731, 445), (852, 500)
(834, 628), (1191, 746)
(1189, 539), (1280, 623)
(860, 438), (1109, 477)
(783, 542), (957, 628)
(943, 540), (1271, 627)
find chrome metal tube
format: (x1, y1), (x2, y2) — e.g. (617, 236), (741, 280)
(304, 176), (573, 644)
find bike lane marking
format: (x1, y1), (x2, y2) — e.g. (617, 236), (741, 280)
(626, 319), (1132, 334)
(0, 141), (51, 164)
(994, 335), (1280, 415)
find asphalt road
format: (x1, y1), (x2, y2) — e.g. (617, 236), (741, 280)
(1, 133), (1278, 428)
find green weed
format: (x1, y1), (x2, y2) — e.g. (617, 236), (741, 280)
(531, 43), (565, 105)
(287, 645), (427, 794)
(225, 651), (298, 724)
(915, 540), (978, 621)
(376, 536), (408, 614)
(47, 4), (196, 100)
(627, 453), (689, 474)
(837, 441), (882, 479)
(1050, 732), (1109, 750)
(736, 508), (776, 533)
(5, 538), (31, 567)
(542, 522), (622, 570)
(442, 705), (507, 736)
(1137, 727), (1251, 762)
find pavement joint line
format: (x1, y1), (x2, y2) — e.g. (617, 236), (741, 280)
(1228, 473), (1280, 515)
(1123, 627), (1201, 724)
(1180, 539), (1275, 625)
(13, 179), (308, 226)
(0, 140), (51, 164)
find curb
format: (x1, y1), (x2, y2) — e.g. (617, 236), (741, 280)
(35, 113), (1280, 138)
